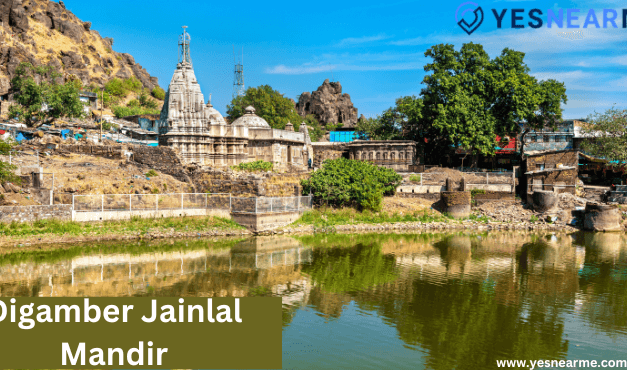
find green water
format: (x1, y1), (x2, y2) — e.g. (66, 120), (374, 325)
(0, 232), (626, 369)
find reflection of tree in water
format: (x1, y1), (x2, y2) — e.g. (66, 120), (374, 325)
(301, 242), (398, 294)
(342, 235), (570, 370)
(577, 232), (627, 333)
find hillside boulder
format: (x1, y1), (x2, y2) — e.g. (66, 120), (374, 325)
(296, 79), (358, 127)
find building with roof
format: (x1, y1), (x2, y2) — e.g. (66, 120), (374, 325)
(158, 28), (311, 171)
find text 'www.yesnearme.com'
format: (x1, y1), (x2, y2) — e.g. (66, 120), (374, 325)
(496, 359), (627, 369)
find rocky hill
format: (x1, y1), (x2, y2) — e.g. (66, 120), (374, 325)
(0, 0), (160, 96)
(296, 79), (358, 127)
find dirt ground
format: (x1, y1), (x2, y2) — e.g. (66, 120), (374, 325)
(25, 152), (193, 203)
(382, 196), (435, 215)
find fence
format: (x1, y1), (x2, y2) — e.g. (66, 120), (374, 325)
(412, 171), (515, 186)
(70, 193), (312, 214)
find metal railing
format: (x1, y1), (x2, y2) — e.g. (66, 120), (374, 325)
(70, 193), (312, 214)
(409, 171), (515, 186)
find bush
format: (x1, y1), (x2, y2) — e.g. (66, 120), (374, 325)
(301, 158), (402, 211)
(122, 76), (142, 93)
(111, 105), (160, 118)
(152, 86), (166, 100)
(231, 160), (273, 172)
(145, 169), (159, 177)
(104, 78), (127, 97)
(409, 174), (421, 183)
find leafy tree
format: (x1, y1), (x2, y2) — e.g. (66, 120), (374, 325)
(301, 158), (402, 211)
(0, 138), (20, 185)
(46, 80), (85, 121)
(303, 114), (324, 142)
(579, 107), (627, 165)
(9, 62), (84, 126)
(393, 43), (567, 163)
(227, 85), (305, 130)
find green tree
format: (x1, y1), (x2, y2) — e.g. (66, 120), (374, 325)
(301, 158), (402, 211)
(303, 114), (323, 142)
(404, 43), (567, 163)
(9, 62), (84, 126)
(227, 85), (305, 130)
(579, 107), (627, 164)
(47, 80), (85, 121)
(0, 138), (20, 185)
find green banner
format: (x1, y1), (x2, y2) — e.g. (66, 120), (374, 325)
(0, 297), (281, 369)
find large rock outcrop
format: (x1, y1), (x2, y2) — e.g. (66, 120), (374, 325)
(296, 79), (358, 127)
(0, 0), (159, 95)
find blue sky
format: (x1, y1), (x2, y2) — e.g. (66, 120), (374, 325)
(59, 0), (627, 120)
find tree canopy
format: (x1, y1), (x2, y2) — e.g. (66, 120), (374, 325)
(9, 62), (85, 126)
(0, 138), (20, 185)
(227, 85), (307, 130)
(579, 107), (627, 165)
(356, 43), (567, 159)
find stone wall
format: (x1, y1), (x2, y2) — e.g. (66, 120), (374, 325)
(526, 150), (578, 171)
(193, 169), (308, 197)
(59, 144), (124, 158)
(130, 145), (191, 183)
(231, 211), (304, 232)
(312, 142), (347, 168)
(0, 205), (72, 223)
(528, 168), (578, 194)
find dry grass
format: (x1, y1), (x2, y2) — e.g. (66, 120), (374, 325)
(35, 152), (192, 196)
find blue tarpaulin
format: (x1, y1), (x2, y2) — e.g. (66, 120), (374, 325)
(15, 132), (27, 142)
(330, 131), (358, 142)
(61, 129), (72, 139)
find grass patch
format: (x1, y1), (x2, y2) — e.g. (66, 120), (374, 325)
(0, 216), (245, 238)
(409, 174), (421, 183)
(145, 169), (159, 177)
(292, 207), (452, 228)
(231, 160), (273, 173)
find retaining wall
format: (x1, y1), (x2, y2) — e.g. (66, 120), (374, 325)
(0, 205), (72, 223)
(231, 211), (303, 232)
(72, 208), (230, 222)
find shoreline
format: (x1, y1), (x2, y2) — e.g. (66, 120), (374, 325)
(0, 216), (584, 248)
(271, 219), (582, 235)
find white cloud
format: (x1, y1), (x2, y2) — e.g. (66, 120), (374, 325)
(265, 51), (426, 74)
(336, 34), (391, 47)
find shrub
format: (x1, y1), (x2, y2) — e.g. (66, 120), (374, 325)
(111, 105), (160, 118)
(409, 174), (421, 183)
(122, 76), (142, 93)
(145, 169), (159, 177)
(232, 160), (273, 172)
(530, 215), (539, 223)
(152, 86), (166, 100)
(301, 158), (402, 211)
(104, 78), (126, 97)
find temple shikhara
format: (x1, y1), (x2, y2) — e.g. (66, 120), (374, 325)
(159, 27), (312, 170)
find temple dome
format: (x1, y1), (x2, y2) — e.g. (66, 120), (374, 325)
(231, 106), (270, 128)
(204, 103), (226, 124)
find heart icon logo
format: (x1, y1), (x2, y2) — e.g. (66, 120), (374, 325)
(455, 2), (484, 35)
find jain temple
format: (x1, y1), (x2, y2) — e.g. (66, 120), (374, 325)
(158, 28), (313, 171)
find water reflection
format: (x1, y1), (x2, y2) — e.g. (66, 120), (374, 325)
(1, 231), (626, 369)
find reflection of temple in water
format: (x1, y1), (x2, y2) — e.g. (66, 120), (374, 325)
(1, 231), (626, 360)
(0, 237), (312, 300)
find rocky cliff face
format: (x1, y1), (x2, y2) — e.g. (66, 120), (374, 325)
(0, 0), (160, 96)
(296, 79), (358, 127)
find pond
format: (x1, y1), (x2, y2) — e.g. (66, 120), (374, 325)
(0, 232), (625, 369)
